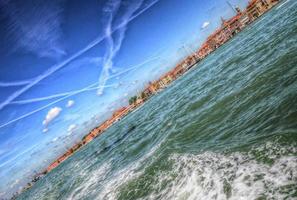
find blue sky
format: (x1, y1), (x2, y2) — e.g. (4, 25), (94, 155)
(0, 0), (248, 197)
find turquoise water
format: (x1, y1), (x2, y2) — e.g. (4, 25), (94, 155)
(18, 1), (297, 200)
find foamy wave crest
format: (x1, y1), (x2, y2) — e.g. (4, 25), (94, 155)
(96, 137), (166, 199)
(66, 161), (112, 200)
(95, 142), (296, 200)
(67, 142), (296, 200)
(146, 145), (297, 199)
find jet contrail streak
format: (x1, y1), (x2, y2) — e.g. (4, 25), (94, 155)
(0, 54), (161, 128)
(0, 0), (161, 111)
(0, 84), (115, 129)
(0, 79), (33, 87)
(9, 85), (116, 105)
(9, 55), (160, 105)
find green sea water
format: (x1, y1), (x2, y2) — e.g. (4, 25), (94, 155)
(18, 1), (297, 199)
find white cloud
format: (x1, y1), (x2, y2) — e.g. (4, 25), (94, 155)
(66, 100), (75, 108)
(52, 137), (58, 142)
(42, 128), (48, 133)
(3, 0), (65, 58)
(132, 80), (138, 85)
(202, 21), (210, 29)
(9, 179), (20, 189)
(67, 124), (77, 133)
(42, 107), (62, 126)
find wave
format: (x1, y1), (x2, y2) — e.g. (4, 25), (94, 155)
(100, 142), (297, 200)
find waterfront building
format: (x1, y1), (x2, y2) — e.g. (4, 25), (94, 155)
(161, 73), (174, 85)
(197, 43), (212, 59)
(47, 161), (59, 172)
(142, 87), (154, 99)
(112, 107), (128, 121)
(157, 79), (166, 89)
(246, 0), (279, 21)
(197, 6), (246, 58)
(135, 96), (144, 105)
(240, 12), (250, 26)
(147, 81), (158, 94)
(247, 0), (264, 21)
(172, 64), (185, 78)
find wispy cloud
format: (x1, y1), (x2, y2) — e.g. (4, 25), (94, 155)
(0, 79), (33, 87)
(0, 84), (114, 129)
(97, 0), (121, 95)
(42, 107), (62, 126)
(8, 55), (159, 105)
(201, 21), (210, 29)
(66, 100), (75, 108)
(9, 84), (115, 105)
(0, 0), (160, 111)
(0, 54), (160, 129)
(1, 0), (65, 58)
(0, 143), (39, 168)
(67, 124), (77, 134)
(97, 0), (158, 95)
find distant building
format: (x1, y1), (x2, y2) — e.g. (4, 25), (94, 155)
(197, 43), (212, 59)
(47, 161), (59, 172)
(172, 64), (185, 78)
(247, 0), (279, 21)
(240, 12), (250, 26)
(159, 73), (174, 87)
(142, 86), (154, 99)
(197, 6), (249, 59)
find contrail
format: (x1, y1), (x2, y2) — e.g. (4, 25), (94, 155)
(113, 0), (145, 55)
(97, 0), (158, 95)
(9, 84), (116, 105)
(97, 0), (119, 95)
(128, 0), (160, 22)
(0, 84), (115, 129)
(0, 79), (33, 87)
(0, 143), (39, 168)
(0, 54), (160, 128)
(0, 0), (161, 111)
(109, 55), (160, 79)
(9, 55), (160, 105)
(0, 36), (105, 111)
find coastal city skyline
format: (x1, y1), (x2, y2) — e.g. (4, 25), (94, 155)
(1, 0), (277, 198)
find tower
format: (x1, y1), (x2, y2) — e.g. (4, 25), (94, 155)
(226, 1), (237, 14)
(235, 6), (242, 14)
(221, 17), (227, 26)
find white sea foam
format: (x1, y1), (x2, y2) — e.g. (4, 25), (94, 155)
(85, 142), (296, 200)
(66, 161), (112, 200)
(65, 136), (165, 200)
(145, 144), (297, 200)
(95, 137), (166, 200)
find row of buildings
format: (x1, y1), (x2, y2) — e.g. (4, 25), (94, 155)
(131, 1), (281, 105)
(139, 0), (280, 98)
(197, 0), (279, 59)
(34, 0), (281, 188)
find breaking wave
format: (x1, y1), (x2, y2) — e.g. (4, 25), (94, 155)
(111, 142), (297, 200)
